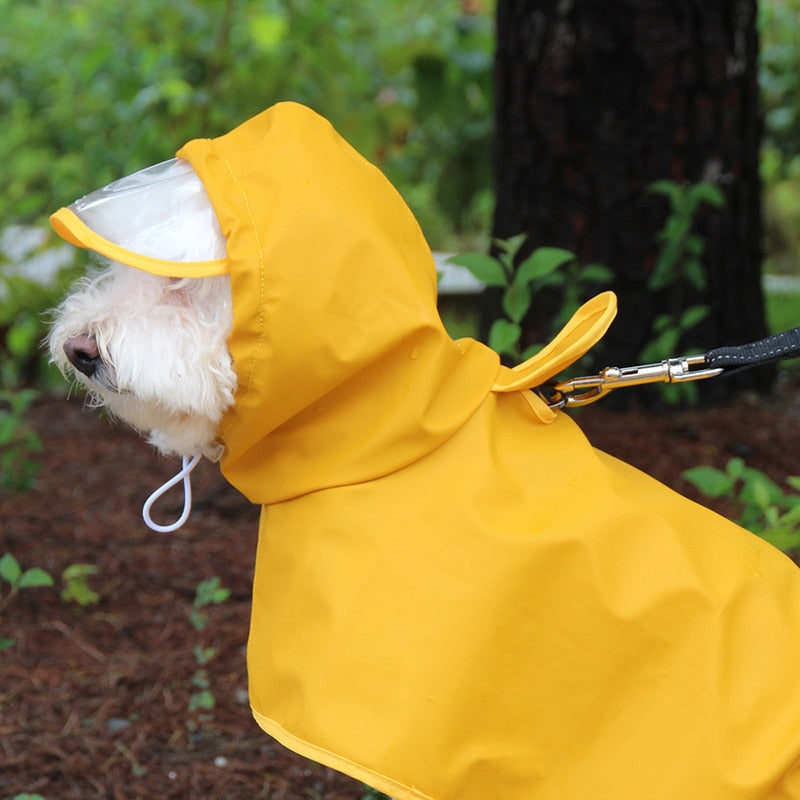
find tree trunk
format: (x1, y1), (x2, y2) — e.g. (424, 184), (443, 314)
(491, 0), (769, 395)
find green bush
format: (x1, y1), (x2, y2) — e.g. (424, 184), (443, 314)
(638, 180), (724, 405)
(0, 390), (43, 492)
(684, 458), (800, 554)
(1, 0), (494, 249)
(0, 227), (83, 390)
(187, 577), (231, 735)
(759, 0), (800, 274)
(449, 235), (612, 363)
(759, 0), (800, 161)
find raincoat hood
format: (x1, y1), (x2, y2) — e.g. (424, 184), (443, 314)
(51, 103), (800, 800)
(178, 101), (508, 502)
(176, 103), (618, 504)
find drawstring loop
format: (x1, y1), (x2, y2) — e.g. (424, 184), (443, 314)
(142, 454), (202, 533)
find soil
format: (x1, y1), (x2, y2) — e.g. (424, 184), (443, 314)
(4, 375), (800, 800)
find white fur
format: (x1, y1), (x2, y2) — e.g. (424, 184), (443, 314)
(48, 262), (236, 460)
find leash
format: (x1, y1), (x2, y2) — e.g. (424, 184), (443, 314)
(542, 325), (800, 409)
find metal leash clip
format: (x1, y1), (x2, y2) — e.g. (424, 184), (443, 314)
(544, 355), (724, 409)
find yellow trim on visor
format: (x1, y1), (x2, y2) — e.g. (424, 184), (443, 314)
(49, 207), (228, 277)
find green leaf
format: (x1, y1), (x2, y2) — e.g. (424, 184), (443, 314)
(0, 637), (16, 651)
(689, 182), (725, 208)
(725, 457), (747, 480)
(7, 316), (39, 359)
(157, 78), (193, 114)
(764, 505), (781, 527)
(488, 319), (521, 357)
(194, 576), (230, 609)
(61, 563), (97, 582)
(684, 236), (705, 257)
(189, 608), (208, 632)
(578, 263), (614, 283)
(193, 645), (216, 665)
(61, 584), (99, 607)
(247, 13), (289, 51)
(536, 271), (567, 290)
(502, 282), (532, 324)
(679, 304), (710, 331)
(647, 179), (682, 203)
(19, 567), (54, 589)
(521, 343), (544, 360)
(652, 314), (674, 334)
(640, 324), (681, 362)
(664, 216), (692, 243)
(60, 563), (99, 605)
(0, 553), (22, 586)
(741, 471), (784, 511)
(648, 243), (682, 289)
(446, 252), (508, 287)
(188, 689), (216, 712)
(683, 466), (734, 497)
(777, 503), (800, 527)
(759, 527), (800, 553)
(0, 415), (16, 446)
(514, 247), (575, 287)
(491, 234), (527, 259)
(683, 258), (708, 291)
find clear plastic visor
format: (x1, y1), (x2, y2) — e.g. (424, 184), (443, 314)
(64, 158), (226, 265)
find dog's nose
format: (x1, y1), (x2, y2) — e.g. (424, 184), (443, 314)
(63, 335), (101, 378)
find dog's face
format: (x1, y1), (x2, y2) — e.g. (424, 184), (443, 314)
(48, 262), (236, 460)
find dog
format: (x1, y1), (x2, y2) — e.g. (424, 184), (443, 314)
(48, 152), (236, 462)
(49, 257), (235, 461)
(47, 102), (800, 800)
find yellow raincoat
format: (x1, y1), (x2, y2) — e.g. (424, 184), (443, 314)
(52, 103), (800, 800)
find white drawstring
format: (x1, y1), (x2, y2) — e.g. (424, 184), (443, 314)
(142, 454), (202, 533)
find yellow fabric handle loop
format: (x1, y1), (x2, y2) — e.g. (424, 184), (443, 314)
(492, 292), (617, 420)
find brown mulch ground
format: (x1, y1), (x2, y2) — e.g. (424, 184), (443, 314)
(3, 374), (800, 800)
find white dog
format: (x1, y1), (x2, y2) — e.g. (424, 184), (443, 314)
(49, 261), (235, 461)
(46, 103), (800, 800)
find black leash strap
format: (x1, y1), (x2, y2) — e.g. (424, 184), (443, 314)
(705, 327), (800, 372)
(544, 325), (800, 408)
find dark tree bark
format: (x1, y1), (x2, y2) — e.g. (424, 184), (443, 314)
(491, 0), (769, 393)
